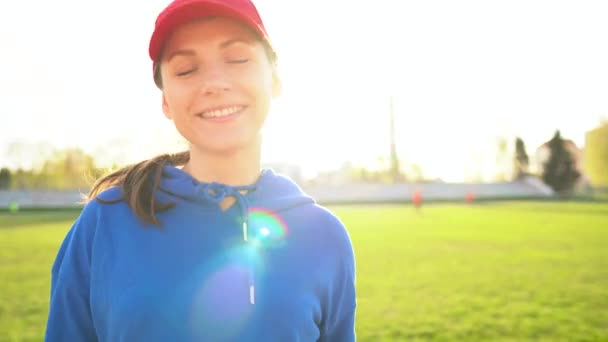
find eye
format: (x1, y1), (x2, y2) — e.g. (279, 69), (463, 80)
(176, 69), (196, 77)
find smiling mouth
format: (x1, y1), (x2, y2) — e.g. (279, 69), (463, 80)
(197, 105), (245, 119)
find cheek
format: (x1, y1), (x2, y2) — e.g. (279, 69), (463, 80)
(245, 70), (274, 109)
(164, 85), (195, 116)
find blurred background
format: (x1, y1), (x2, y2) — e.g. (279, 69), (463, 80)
(1, 0), (607, 341)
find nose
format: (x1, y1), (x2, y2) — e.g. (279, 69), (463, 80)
(199, 67), (231, 95)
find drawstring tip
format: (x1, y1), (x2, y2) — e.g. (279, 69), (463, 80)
(249, 285), (255, 305)
(244, 221), (254, 305)
(243, 221), (248, 241)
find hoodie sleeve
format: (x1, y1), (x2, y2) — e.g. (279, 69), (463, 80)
(319, 215), (357, 342)
(45, 203), (98, 342)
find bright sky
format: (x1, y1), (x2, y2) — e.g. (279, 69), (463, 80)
(1, 0), (607, 182)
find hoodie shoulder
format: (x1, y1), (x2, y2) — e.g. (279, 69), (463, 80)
(251, 169), (315, 211)
(299, 204), (356, 340)
(258, 169), (306, 194)
(82, 186), (140, 230)
(94, 186), (124, 203)
(313, 206), (357, 338)
(307, 204), (351, 245)
(71, 186), (122, 233)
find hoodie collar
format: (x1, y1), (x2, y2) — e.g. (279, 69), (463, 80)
(158, 164), (314, 213)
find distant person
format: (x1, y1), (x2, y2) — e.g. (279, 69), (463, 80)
(466, 191), (475, 204)
(44, 0), (356, 340)
(413, 189), (423, 212)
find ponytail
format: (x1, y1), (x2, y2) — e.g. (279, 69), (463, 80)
(87, 151), (190, 226)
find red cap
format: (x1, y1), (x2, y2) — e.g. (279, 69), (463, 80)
(149, 0), (270, 82)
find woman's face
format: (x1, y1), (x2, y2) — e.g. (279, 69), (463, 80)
(159, 17), (279, 155)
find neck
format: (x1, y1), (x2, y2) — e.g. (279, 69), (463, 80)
(182, 141), (262, 187)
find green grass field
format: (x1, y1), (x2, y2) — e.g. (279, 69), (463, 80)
(1, 202), (607, 341)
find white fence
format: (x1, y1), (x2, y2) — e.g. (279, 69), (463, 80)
(0, 177), (554, 209)
(302, 176), (554, 203)
(0, 190), (87, 209)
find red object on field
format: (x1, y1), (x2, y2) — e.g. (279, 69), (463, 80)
(413, 190), (422, 207)
(466, 191), (475, 203)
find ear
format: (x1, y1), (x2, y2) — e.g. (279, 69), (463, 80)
(271, 72), (282, 98)
(162, 94), (173, 120)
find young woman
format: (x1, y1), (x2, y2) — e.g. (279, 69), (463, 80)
(44, 0), (356, 341)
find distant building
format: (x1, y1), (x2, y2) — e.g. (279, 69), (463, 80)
(584, 123), (608, 187)
(305, 162), (353, 186)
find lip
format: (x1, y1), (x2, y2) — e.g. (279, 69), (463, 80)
(195, 105), (247, 122)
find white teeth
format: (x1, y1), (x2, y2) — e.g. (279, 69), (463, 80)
(201, 106), (243, 118)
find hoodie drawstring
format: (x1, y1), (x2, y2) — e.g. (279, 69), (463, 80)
(198, 182), (257, 305)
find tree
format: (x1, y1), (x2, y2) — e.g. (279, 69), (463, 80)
(39, 148), (100, 190)
(495, 136), (510, 181)
(389, 95), (403, 182)
(542, 130), (580, 195)
(11, 168), (34, 190)
(584, 123), (608, 187)
(514, 137), (529, 179)
(0, 168), (11, 190)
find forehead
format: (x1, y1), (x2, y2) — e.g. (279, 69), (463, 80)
(162, 17), (260, 53)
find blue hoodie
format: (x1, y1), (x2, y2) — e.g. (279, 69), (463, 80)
(45, 165), (356, 341)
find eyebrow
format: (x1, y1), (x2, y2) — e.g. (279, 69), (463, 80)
(165, 49), (196, 62)
(219, 38), (253, 49)
(165, 39), (254, 62)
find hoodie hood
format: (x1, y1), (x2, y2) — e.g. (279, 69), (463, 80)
(158, 164), (314, 213)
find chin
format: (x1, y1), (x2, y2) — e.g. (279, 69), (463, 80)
(195, 139), (256, 155)
(183, 126), (262, 154)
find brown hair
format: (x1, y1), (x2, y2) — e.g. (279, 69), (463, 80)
(87, 151), (190, 226)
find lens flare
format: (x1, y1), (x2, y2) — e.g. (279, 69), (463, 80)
(247, 207), (288, 248)
(187, 207), (288, 336)
(188, 247), (256, 339)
